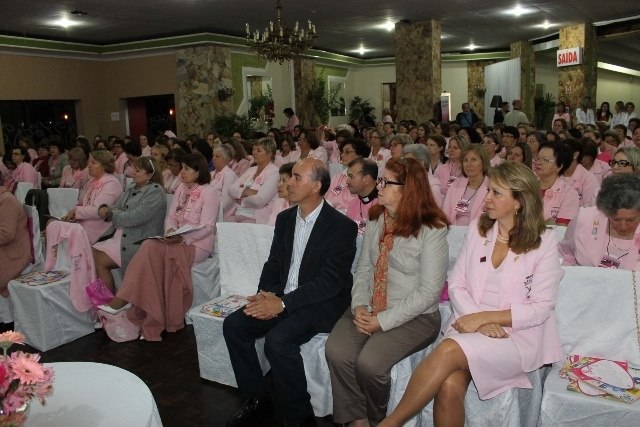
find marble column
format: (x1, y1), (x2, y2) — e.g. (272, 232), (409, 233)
(558, 24), (597, 122)
(176, 46), (233, 137)
(293, 57), (316, 128)
(395, 20), (441, 123)
(510, 40), (536, 123)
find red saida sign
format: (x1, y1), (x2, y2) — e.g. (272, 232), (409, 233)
(557, 47), (583, 67)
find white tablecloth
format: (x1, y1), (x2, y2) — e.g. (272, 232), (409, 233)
(27, 362), (163, 427)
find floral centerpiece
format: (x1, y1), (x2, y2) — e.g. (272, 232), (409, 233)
(0, 331), (53, 427)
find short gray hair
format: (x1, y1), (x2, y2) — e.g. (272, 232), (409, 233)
(402, 144), (431, 170)
(213, 144), (232, 161)
(596, 174), (640, 216)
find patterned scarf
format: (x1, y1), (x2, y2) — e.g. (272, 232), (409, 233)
(371, 210), (395, 314)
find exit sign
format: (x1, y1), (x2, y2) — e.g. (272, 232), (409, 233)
(557, 47), (583, 67)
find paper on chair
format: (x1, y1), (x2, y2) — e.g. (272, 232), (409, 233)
(135, 224), (205, 244)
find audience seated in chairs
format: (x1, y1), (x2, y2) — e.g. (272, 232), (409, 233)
(402, 143), (443, 207)
(0, 187), (32, 297)
(92, 157), (167, 292)
(326, 157), (449, 427)
(228, 137), (279, 224)
(534, 141), (579, 226)
(223, 158), (357, 427)
(325, 138), (370, 214)
(379, 162), (564, 427)
(56, 150), (123, 244)
(59, 147), (89, 194)
(42, 137), (69, 188)
(210, 144), (238, 222)
(559, 174), (640, 270)
(5, 146), (39, 194)
(434, 135), (469, 199)
(267, 162), (295, 226)
(98, 153), (219, 341)
(164, 148), (186, 194)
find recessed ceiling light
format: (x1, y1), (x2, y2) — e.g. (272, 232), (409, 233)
(352, 45), (371, 55)
(536, 19), (556, 30)
(374, 20), (396, 32)
(466, 43), (478, 51)
(49, 16), (82, 28)
(504, 4), (536, 17)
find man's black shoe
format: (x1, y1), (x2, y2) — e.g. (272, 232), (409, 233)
(226, 396), (272, 427)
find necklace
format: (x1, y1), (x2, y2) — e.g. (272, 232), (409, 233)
(607, 222), (632, 258)
(496, 234), (509, 244)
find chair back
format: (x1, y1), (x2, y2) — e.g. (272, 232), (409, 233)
(556, 266), (640, 367)
(47, 188), (79, 219)
(23, 204), (44, 269)
(15, 182), (33, 204)
(216, 223), (274, 296)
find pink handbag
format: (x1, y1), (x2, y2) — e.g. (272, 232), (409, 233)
(98, 309), (140, 343)
(86, 279), (115, 309)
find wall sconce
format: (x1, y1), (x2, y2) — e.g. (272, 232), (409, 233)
(217, 86), (235, 101)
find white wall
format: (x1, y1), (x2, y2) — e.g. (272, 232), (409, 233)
(345, 64), (396, 119)
(442, 62), (468, 116)
(536, 59), (558, 100)
(597, 69), (639, 105)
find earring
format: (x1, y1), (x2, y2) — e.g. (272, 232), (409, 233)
(514, 209), (518, 216)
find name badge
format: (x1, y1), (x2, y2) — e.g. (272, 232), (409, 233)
(598, 255), (620, 269)
(331, 184), (344, 196)
(355, 218), (367, 235)
(455, 199), (470, 213)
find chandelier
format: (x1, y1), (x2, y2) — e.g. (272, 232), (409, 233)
(245, 0), (317, 64)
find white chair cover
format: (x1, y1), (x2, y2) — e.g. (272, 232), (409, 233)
(47, 188), (79, 219)
(188, 223), (275, 385)
(14, 182), (33, 204)
(539, 266), (640, 426)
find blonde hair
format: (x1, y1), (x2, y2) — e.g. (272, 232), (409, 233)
(477, 162), (546, 254)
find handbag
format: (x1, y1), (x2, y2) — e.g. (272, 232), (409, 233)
(98, 309), (140, 342)
(86, 279), (115, 309)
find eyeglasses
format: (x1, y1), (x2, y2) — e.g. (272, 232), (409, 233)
(608, 159), (631, 168)
(377, 177), (404, 188)
(533, 156), (555, 164)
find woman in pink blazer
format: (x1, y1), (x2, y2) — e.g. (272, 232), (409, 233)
(211, 144), (238, 222)
(60, 150), (123, 244)
(534, 141), (580, 225)
(559, 174), (640, 270)
(442, 144), (489, 225)
(380, 162), (564, 427)
(434, 135), (470, 199)
(228, 138), (279, 224)
(6, 146), (39, 193)
(99, 153), (220, 341)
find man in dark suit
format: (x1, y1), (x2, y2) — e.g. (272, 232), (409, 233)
(224, 158), (358, 427)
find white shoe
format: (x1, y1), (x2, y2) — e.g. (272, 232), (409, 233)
(97, 303), (132, 315)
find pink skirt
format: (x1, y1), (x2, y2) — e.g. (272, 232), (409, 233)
(92, 229), (123, 267)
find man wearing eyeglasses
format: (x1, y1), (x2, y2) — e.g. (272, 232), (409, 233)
(345, 158), (379, 235)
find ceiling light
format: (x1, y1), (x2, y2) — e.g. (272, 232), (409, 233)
(505, 4), (536, 17)
(245, 0), (317, 63)
(352, 45), (371, 56)
(49, 16), (81, 28)
(537, 20), (555, 29)
(466, 43), (478, 51)
(374, 20), (396, 32)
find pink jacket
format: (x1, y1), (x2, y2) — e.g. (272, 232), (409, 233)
(559, 206), (640, 270)
(442, 176), (489, 225)
(166, 183), (219, 255)
(368, 148), (391, 178)
(75, 174), (123, 244)
(60, 166), (89, 190)
(210, 166), (238, 222)
(229, 158), (251, 177)
(428, 174), (443, 208)
(542, 177), (580, 225)
(114, 152), (128, 175)
(45, 221), (96, 312)
(447, 220), (564, 372)
(325, 172), (355, 214)
(8, 162), (39, 192)
(345, 197), (378, 235)
(266, 197), (290, 226)
(434, 162), (462, 198)
(228, 163), (279, 224)
(563, 164), (600, 208)
(586, 159), (611, 185)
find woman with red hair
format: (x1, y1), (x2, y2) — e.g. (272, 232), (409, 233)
(326, 157), (450, 427)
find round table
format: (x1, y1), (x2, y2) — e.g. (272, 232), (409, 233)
(27, 362), (163, 427)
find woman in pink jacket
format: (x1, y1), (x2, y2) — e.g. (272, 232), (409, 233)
(99, 153), (220, 341)
(380, 162), (564, 427)
(59, 150), (123, 244)
(559, 174), (640, 270)
(6, 146), (39, 193)
(442, 144), (489, 225)
(228, 138), (279, 224)
(534, 141), (579, 225)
